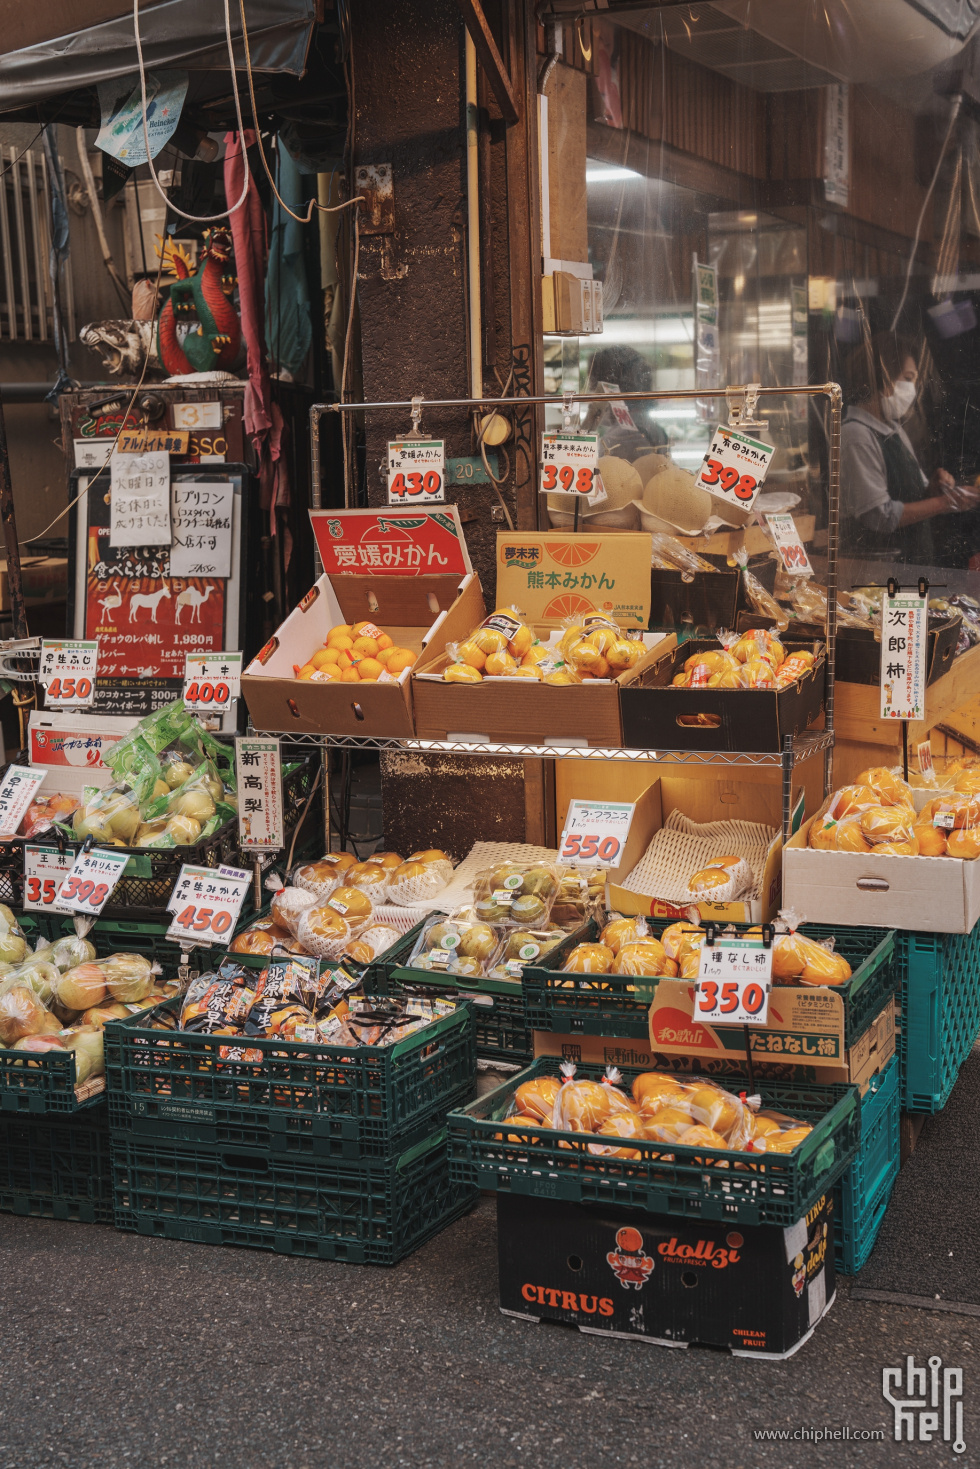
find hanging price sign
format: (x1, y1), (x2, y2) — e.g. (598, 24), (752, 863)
(24, 845), (75, 914)
(539, 433), (605, 505)
(558, 799), (635, 867)
(764, 513), (813, 576)
(0, 766), (47, 839)
(694, 426), (774, 511)
(39, 640), (99, 708)
(182, 651), (242, 713)
(387, 439), (446, 504)
(57, 847), (130, 916)
(880, 591), (928, 721)
(695, 938), (773, 1026)
(165, 863), (251, 948)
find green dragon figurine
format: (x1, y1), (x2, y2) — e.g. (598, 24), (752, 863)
(156, 228), (241, 375)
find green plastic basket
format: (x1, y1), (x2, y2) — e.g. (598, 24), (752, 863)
(448, 1059), (861, 1227)
(0, 1102), (113, 1223)
(522, 919), (897, 1048)
(833, 1056), (899, 1275)
(112, 1126), (477, 1265)
(898, 930), (980, 1112)
(104, 994), (476, 1161)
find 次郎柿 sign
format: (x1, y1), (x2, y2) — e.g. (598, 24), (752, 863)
(309, 507), (472, 577)
(880, 591), (928, 720)
(495, 532), (652, 628)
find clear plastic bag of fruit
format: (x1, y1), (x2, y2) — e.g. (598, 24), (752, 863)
(141, 759), (232, 844)
(550, 866), (608, 927)
(385, 849), (454, 906)
(485, 927), (568, 979)
(916, 793), (980, 859)
(648, 533), (717, 574)
(408, 915), (503, 973)
(763, 912), (852, 987)
(632, 1072), (757, 1151)
(551, 1062), (636, 1134)
(853, 765), (915, 809)
(561, 939), (615, 974)
(443, 606), (537, 682)
(46, 934), (97, 973)
(733, 549), (789, 630)
(470, 862), (559, 927)
(21, 792), (80, 838)
(684, 854), (754, 903)
(560, 615), (644, 681)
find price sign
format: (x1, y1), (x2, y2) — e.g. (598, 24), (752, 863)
(695, 938), (773, 1026)
(764, 513), (813, 577)
(917, 740), (935, 778)
(166, 863), (251, 948)
(182, 651), (242, 713)
(57, 847), (130, 916)
(24, 846), (75, 914)
(694, 426), (774, 511)
(387, 439), (446, 504)
(39, 641), (98, 708)
(236, 737), (284, 850)
(0, 766), (46, 838)
(539, 433), (605, 505)
(558, 799), (635, 867)
(880, 591), (928, 721)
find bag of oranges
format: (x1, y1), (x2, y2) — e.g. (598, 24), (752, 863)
(683, 854), (754, 903)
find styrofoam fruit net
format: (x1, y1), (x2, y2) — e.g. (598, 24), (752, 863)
(352, 924), (403, 959)
(620, 810), (776, 905)
(295, 909), (370, 959)
(386, 859), (453, 907)
(683, 856), (755, 904)
(372, 904), (431, 934)
(270, 887), (318, 936)
(291, 866), (344, 903)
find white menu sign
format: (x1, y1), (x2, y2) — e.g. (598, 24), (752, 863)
(110, 451), (172, 547)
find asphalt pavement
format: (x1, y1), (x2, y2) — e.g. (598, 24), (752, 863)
(0, 1195), (974, 1469)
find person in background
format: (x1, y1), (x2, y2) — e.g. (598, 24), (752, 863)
(583, 345), (668, 461)
(840, 332), (970, 563)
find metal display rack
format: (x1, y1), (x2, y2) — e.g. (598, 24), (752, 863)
(247, 381), (843, 850)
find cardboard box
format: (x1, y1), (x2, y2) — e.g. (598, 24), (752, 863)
(673, 516), (815, 560)
(0, 558), (68, 611)
(412, 579), (667, 746)
(784, 813), (980, 934)
(495, 531), (652, 629)
(650, 553), (777, 632)
(28, 711), (137, 795)
(619, 637), (826, 753)
(605, 779), (783, 924)
(241, 571), (474, 737)
(496, 1191), (835, 1358)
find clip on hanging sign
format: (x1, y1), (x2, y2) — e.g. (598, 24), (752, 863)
(23, 845), (75, 915)
(57, 847), (130, 917)
(880, 589), (928, 721)
(166, 863), (251, 948)
(558, 799), (635, 868)
(764, 513), (813, 577)
(0, 766), (46, 839)
(39, 640), (98, 708)
(539, 433), (606, 507)
(182, 652), (242, 714)
(695, 937), (773, 1027)
(236, 737), (284, 851)
(695, 426), (775, 513)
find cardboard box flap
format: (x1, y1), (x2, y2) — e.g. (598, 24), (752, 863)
(328, 573), (467, 629)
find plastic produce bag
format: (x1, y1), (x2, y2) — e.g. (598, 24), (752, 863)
(386, 852), (454, 906)
(649, 533), (716, 573)
(551, 1062), (636, 1133)
(683, 854), (754, 903)
(733, 549), (788, 630)
(48, 934), (98, 973)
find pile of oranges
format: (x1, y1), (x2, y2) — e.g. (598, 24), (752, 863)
(294, 621), (418, 685)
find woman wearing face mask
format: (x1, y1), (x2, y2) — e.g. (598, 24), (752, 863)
(840, 333), (957, 563)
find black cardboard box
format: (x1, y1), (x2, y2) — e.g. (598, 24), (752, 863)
(497, 1191), (835, 1359)
(650, 553), (777, 633)
(735, 613), (960, 688)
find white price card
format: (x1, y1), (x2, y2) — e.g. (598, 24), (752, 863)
(236, 737), (284, 850)
(39, 640), (99, 708)
(880, 591), (928, 721)
(696, 937), (773, 1026)
(387, 440), (446, 504)
(109, 450), (172, 547)
(694, 426), (775, 512)
(182, 651), (242, 713)
(539, 433), (605, 505)
(0, 766), (46, 839)
(764, 513), (813, 577)
(166, 863), (251, 948)
(558, 799), (635, 868)
(23, 845), (75, 914)
(57, 847), (130, 916)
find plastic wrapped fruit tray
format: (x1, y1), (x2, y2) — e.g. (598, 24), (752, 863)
(0, 1101), (113, 1223)
(447, 1059), (861, 1227)
(111, 1126), (477, 1265)
(522, 920), (898, 1047)
(104, 995), (475, 1162)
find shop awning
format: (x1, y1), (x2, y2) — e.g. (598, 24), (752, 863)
(0, 0), (316, 112)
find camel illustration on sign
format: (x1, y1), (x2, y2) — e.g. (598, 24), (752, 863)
(98, 587), (124, 625)
(129, 582), (172, 622)
(175, 585), (214, 624)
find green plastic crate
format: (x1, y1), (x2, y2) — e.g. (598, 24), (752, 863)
(522, 919), (897, 1046)
(104, 994), (475, 1161)
(112, 1126), (477, 1264)
(833, 1056), (899, 1275)
(0, 1102), (113, 1223)
(898, 930), (980, 1112)
(448, 1059), (861, 1227)
(368, 921), (532, 1065)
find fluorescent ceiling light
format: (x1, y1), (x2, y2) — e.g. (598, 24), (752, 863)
(585, 165), (644, 183)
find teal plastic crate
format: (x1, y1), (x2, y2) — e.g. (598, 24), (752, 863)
(522, 918), (897, 1048)
(833, 1055), (899, 1275)
(899, 930), (980, 1112)
(111, 1126), (477, 1264)
(0, 1102), (113, 1223)
(448, 1059), (862, 1227)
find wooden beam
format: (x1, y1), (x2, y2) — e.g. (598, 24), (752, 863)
(455, 0), (520, 124)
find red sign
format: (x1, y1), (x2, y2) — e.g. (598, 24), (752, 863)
(309, 508), (471, 577)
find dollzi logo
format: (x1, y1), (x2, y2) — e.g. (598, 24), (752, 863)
(606, 1226), (655, 1290)
(882, 1355), (965, 1453)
